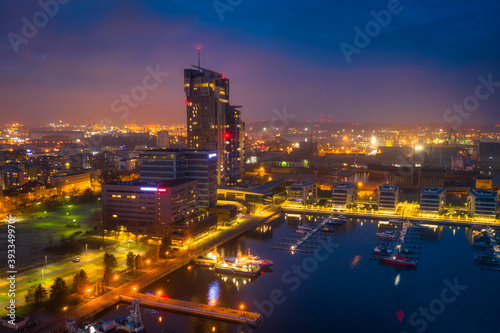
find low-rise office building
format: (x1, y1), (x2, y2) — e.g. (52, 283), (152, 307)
(287, 181), (317, 206)
(102, 179), (198, 235)
(378, 184), (399, 211)
(420, 187), (446, 214)
(217, 180), (286, 206)
(467, 189), (498, 218)
(332, 182), (358, 208)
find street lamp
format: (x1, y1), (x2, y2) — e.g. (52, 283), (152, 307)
(240, 303), (245, 317)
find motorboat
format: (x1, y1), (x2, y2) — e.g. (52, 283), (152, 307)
(376, 231), (398, 240)
(320, 226), (335, 233)
(192, 251), (219, 267)
(298, 225), (313, 231)
(474, 253), (498, 265)
(381, 253), (417, 268)
(372, 246), (393, 257)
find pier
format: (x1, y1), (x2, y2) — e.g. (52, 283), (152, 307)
(272, 216), (328, 253)
(119, 294), (262, 327)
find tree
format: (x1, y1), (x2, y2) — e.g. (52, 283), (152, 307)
(103, 251), (117, 270)
(103, 266), (113, 285)
(25, 283), (47, 306)
(100, 168), (120, 184)
(80, 188), (94, 202)
(158, 234), (171, 263)
(126, 251), (135, 272)
(103, 252), (117, 285)
(49, 277), (69, 308)
(73, 269), (90, 294)
(135, 254), (141, 271)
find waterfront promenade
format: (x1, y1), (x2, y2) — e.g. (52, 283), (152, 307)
(31, 210), (278, 332)
(282, 206), (500, 227)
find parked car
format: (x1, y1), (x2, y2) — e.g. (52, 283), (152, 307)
(72, 257), (80, 263)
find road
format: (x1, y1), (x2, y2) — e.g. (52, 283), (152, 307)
(26, 210), (278, 332)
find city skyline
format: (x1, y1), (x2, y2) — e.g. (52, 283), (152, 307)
(1, 2), (500, 332)
(1, 0), (500, 126)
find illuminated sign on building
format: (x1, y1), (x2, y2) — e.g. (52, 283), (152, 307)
(140, 187), (157, 192)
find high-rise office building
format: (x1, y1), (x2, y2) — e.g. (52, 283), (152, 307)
(156, 130), (170, 148)
(139, 148), (217, 208)
(184, 66), (244, 186)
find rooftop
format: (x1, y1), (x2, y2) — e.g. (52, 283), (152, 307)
(421, 187), (445, 195)
(333, 182), (356, 189)
(470, 189), (498, 198)
(105, 178), (197, 188)
(379, 184), (399, 191)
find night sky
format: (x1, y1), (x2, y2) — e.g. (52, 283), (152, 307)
(1, 0), (499, 126)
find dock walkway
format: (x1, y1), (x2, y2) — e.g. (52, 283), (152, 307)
(119, 294), (262, 327)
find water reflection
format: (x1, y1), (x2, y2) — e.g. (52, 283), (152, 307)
(207, 280), (220, 306)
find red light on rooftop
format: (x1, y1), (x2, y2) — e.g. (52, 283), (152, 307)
(222, 76), (225, 80)
(224, 132), (231, 139)
(197, 47), (200, 50)
(185, 101), (189, 105)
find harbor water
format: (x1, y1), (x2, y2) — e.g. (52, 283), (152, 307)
(98, 214), (500, 332)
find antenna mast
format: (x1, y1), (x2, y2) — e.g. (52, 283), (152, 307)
(197, 47), (201, 69)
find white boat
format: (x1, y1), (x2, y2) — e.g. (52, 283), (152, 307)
(389, 219), (404, 224)
(298, 225), (313, 231)
(295, 229), (306, 234)
(376, 231), (398, 240)
(245, 249), (274, 267)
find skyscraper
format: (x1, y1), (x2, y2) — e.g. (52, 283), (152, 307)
(184, 66), (244, 186)
(156, 130), (170, 148)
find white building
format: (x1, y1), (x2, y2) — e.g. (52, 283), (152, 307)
(420, 187), (446, 214)
(332, 182), (358, 208)
(378, 184), (399, 211)
(287, 181), (317, 206)
(467, 189), (498, 218)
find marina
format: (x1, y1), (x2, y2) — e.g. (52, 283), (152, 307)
(61, 213), (500, 333)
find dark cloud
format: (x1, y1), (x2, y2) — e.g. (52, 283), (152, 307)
(0, 0), (499, 125)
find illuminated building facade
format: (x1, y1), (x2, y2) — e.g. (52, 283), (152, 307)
(184, 67), (244, 186)
(288, 181), (317, 205)
(102, 179), (198, 234)
(332, 182), (358, 208)
(139, 149), (217, 208)
(378, 184), (399, 212)
(420, 187), (446, 214)
(467, 189), (498, 218)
